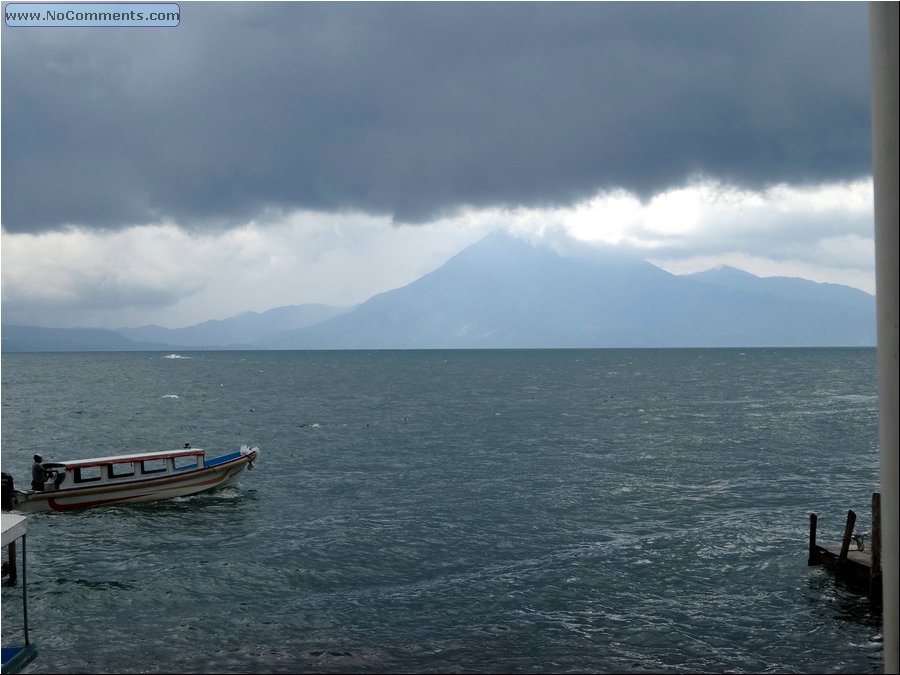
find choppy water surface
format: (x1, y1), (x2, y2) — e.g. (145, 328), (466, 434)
(1, 348), (883, 673)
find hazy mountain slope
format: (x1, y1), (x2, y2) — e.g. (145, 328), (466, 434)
(687, 266), (874, 310)
(1, 325), (153, 352)
(260, 233), (876, 349)
(117, 303), (352, 347)
(3, 234), (876, 351)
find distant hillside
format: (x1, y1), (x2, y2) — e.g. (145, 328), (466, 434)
(117, 303), (352, 347)
(259, 232), (876, 349)
(686, 266), (872, 310)
(2, 234), (876, 352)
(1, 325), (150, 352)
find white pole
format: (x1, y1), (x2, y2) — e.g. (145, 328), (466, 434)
(868, 3), (898, 672)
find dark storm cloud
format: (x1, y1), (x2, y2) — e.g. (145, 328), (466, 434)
(1, 2), (871, 232)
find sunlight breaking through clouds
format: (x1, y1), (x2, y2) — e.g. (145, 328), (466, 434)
(0, 178), (876, 328)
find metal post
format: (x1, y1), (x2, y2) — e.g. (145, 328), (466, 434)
(869, 3), (899, 672)
(22, 534), (29, 645)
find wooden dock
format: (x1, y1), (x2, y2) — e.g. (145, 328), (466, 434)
(808, 492), (882, 606)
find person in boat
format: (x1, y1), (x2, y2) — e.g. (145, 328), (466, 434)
(31, 454), (48, 491)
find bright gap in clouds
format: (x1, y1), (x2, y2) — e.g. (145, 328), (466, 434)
(554, 178), (875, 292)
(0, 178), (875, 329)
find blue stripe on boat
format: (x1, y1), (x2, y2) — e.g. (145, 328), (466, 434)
(2, 646), (24, 665)
(2, 645), (37, 674)
(204, 451), (241, 468)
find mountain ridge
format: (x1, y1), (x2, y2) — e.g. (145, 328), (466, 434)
(258, 233), (875, 349)
(2, 233), (875, 351)
(116, 303), (353, 347)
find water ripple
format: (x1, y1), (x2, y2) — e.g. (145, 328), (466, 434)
(1, 348), (882, 673)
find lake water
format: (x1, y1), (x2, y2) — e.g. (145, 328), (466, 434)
(0, 348), (884, 673)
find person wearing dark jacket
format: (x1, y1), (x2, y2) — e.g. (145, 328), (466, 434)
(31, 454), (48, 491)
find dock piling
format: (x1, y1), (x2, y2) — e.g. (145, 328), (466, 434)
(808, 513), (818, 566)
(838, 509), (857, 562)
(872, 492), (883, 605)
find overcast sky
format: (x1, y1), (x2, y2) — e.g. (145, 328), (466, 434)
(1, 1), (876, 329)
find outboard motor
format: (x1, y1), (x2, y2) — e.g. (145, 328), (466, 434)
(1, 472), (14, 511)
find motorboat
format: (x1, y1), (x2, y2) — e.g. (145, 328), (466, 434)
(2, 445), (260, 513)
